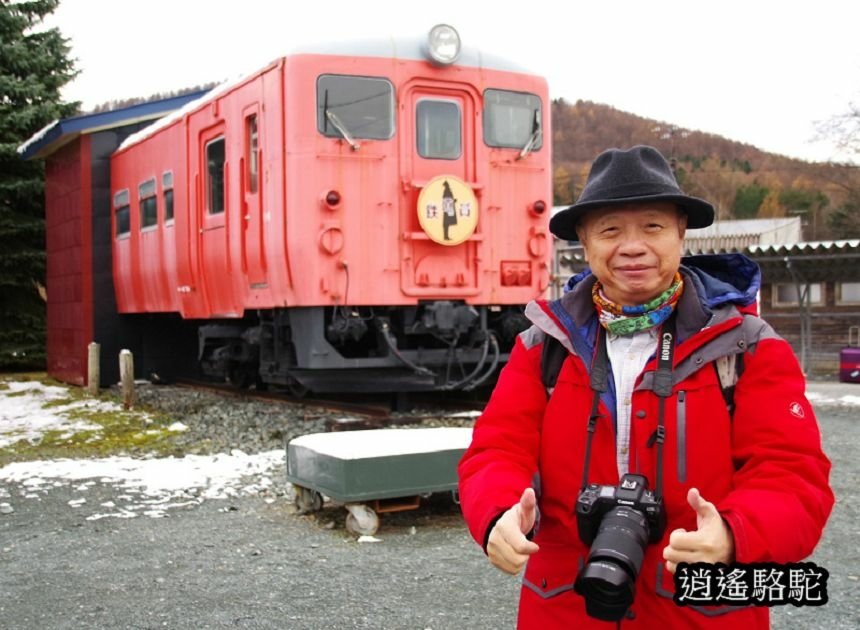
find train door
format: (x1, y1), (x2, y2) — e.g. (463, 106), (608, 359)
(195, 124), (235, 316)
(400, 83), (481, 296)
(241, 107), (267, 287)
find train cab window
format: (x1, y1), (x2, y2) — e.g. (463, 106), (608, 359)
(139, 178), (158, 229)
(162, 171), (174, 223)
(416, 99), (461, 160)
(483, 89), (542, 151)
(317, 75), (394, 140)
(113, 189), (130, 237)
(206, 137), (226, 214)
(246, 115), (259, 193)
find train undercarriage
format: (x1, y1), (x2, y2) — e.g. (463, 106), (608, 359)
(197, 302), (530, 394)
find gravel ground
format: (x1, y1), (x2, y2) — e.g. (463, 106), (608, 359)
(131, 384), (477, 457)
(0, 381), (857, 629)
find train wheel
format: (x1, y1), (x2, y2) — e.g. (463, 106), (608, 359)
(254, 373), (269, 392)
(345, 504), (380, 536)
(287, 378), (309, 398)
(294, 486), (323, 513)
(227, 363), (254, 389)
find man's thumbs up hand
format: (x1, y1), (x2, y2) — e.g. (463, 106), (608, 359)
(487, 488), (540, 575)
(662, 488), (735, 574)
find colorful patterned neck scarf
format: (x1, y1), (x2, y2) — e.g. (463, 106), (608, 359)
(592, 272), (684, 335)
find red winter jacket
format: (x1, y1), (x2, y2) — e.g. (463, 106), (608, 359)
(458, 255), (833, 629)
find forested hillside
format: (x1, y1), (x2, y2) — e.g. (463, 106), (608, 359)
(551, 99), (860, 240)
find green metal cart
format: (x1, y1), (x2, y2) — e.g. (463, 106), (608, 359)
(285, 427), (472, 535)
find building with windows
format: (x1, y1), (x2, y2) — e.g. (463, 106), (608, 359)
(750, 240), (860, 377)
(17, 93), (208, 386)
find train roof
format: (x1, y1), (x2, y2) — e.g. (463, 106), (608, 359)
(115, 34), (545, 154)
(290, 35), (539, 75)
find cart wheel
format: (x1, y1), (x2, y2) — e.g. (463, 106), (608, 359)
(345, 503), (380, 536)
(295, 486), (323, 513)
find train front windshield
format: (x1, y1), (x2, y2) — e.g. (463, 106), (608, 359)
(317, 75), (395, 140)
(483, 89), (542, 149)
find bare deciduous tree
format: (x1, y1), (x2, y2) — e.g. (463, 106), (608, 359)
(815, 103), (860, 162)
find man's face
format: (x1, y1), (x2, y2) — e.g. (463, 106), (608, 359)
(576, 202), (686, 306)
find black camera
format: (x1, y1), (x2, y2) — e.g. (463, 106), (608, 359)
(573, 474), (666, 621)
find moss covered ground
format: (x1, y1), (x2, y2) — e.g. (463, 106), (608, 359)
(0, 373), (189, 466)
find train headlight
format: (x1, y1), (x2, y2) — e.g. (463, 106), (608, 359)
(426, 24), (461, 65)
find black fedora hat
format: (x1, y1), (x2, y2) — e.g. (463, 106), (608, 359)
(550, 145), (715, 241)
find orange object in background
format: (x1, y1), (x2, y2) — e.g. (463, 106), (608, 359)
(108, 26), (552, 393)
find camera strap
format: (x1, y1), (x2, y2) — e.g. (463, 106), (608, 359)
(580, 314), (677, 501)
(580, 325), (608, 493)
(652, 315), (675, 501)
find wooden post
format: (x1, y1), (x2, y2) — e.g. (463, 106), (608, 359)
(87, 342), (100, 396)
(119, 349), (135, 410)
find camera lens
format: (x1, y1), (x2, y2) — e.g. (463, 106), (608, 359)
(574, 506), (651, 621)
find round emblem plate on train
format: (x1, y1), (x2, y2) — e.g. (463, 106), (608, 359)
(416, 175), (479, 246)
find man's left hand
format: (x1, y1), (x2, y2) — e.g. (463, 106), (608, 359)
(662, 488), (735, 574)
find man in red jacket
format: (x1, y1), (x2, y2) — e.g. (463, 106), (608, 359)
(458, 145), (833, 628)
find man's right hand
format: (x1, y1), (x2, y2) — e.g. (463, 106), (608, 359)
(487, 487), (540, 574)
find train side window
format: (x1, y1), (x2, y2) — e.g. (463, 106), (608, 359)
(483, 89), (542, 150)
(206, 137), (226, 215)
(162, 171), (174, 223)
(246, 115), (258, 194)
(317, 75), (394, 140)
(416, 99), (461, 160)
(139, 178), (158, 230)
(114, 189), (130, 238)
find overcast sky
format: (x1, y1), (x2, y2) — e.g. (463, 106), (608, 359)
(44, 0), (859, 163)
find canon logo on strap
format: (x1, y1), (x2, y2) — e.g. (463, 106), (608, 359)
(660, 332), (672, 362)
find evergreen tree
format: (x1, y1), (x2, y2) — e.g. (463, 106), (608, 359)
(828, 191), (860, 239)
(1, 0), (78, 369)
(732, 184), (769, 219)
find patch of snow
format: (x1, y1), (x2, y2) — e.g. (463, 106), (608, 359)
(0, 450), (283, 520)
(289, 427), (472, 460)
(447, 410), (481, 419)
(0, 381), (102, 447)
(0, 380), (161, 448)
(805, 389), (860, 407)
(17, 119), (59, 155)
(116, 67), (259, 153)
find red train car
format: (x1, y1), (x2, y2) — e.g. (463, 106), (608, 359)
(110, 26), (551, 393)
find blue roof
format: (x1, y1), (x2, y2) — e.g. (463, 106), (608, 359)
(17, 90), (210, 160)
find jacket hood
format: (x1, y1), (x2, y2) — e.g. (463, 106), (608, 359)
(680, 253), (760, 311)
